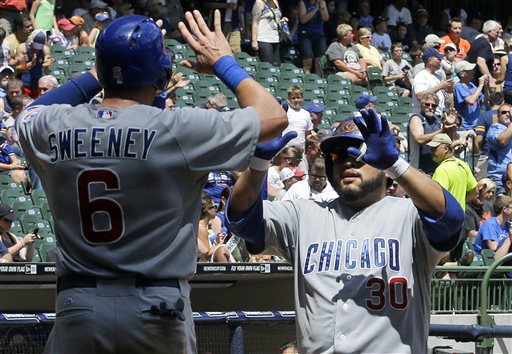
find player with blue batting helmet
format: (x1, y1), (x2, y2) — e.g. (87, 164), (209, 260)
(95, 15), (174, 90)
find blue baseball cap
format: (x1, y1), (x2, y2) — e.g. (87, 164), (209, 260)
(354, 95), (377, 109)
(422, 48), (444, 61)
(304, 104), (325, 113)
(320, 117), (364, 155)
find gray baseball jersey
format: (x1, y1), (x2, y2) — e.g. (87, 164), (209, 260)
(17, 104), (259, 279)
(261, 196), (442, 353)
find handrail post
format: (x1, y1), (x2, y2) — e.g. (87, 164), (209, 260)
(477, 253), (512, 352)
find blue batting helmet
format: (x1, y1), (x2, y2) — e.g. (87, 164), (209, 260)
(95, 15), (173, 90)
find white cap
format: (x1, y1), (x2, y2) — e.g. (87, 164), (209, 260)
(454, 60), (476, 73)
(0, 65), (14, 73)
(425, 34), (445, 44)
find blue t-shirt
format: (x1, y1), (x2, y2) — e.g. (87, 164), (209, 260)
(454, 81), (483, 130)
(473, 217), (509, 254)
(486, 123), (512, 187)
(0, 240), (8, 257)
(0, 141), (14, 164)
(475, 109), (498, 154)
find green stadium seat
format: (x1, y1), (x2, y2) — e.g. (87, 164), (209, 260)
(39, 200), (52, 222)
(75, 45), (95, 56)
(302, 94), (325, 106)
(350, 86), (372, 96)
(257, 61), (280, 74)
(21, 214), (53, 236)
(391, 106), (412, 125)
(280, 63), (304, 75)
(279, 72), (303, 85)
(69, 53), (94, 65)
(0, 175), (21, 190)
(325, 92), (349, 107)
(193, 88), (217, 102)
(39, 243), (57, 262)
(175, 95), (195, 107)
(31, 189), (47, 206)
(373, 86), (398, 99)
(1, 189), (30, 206)
(366, 66), (383, 86)
(337, 104), (357, 116)
(398, 96), (413, 106)
(319, 54), (336, 77)
(68, 63), (90, 76)
(12, 200), (36, 214)
(234, 51), (258, 64)
(9, 220), (23, 235)
(326, 74), (353, 89)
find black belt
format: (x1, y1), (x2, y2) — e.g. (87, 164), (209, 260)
(57, 274), (180, 293)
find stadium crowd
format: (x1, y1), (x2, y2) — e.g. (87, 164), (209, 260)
(0, 0), (510, 270)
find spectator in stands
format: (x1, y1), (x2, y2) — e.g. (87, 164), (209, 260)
(439, 18), (471, 60)
(297, 0), (329, 75)
(0, 203), (36, 262)
(267, 147), (300, 198)
(201, 92), (228, 111)
(371, 16), (391, 53)
(354, 27), (384, 69)
(412, 35), (446, 77)
(486, 102), (512, 193)
(29, 0), (57, 33)
(465, 181), (492, 249)
(56, 18), (80, 49)
(303, 104), (324, 132)
(282, 86), (312, 150)
(162, 0), (186, 41)
(0, 65), (14, 99)
(297, 135), (321, 175)
(198, 193), (233, 263)
(0, 136), (30, 188)
(2, 14), (33, 68)
(81, 0), (110, 33)
(462, 12), (483, 44)
(428, 132), (478, 265)
(280, 341), (299, 354)
(440, 2), (468, 29)
(474, 92), (504, 180)
(392, 22), (413, 53)
(117, 3), (136, 18)
(15, 29), (53, 98)
(354, 1), (372, 29)
(204, 0), (242, 53)
(467, 20), (502, 88)
(412, 48), (454, 116)
(38, 75), (58, 95)
(453, 60), (488, 131)
(408, 93), (449, 175)
(382, 42), (413, 97)
(383, 0), (412, 39)
(282, 157), (337, 202)
(274, 167), (303, 200)
(2, 78), (22, 114)
(0, 1), (27, 35)
(0, 28), (10, 67)
(497, 37), (512, 104)
(88, 11), (111, 47)
(325, 24), (368, 86)
(251, 0), (284, 66)
(4, 94), (32, 153)
(473, 194), (512, 256)
(410, 8), (433, 48)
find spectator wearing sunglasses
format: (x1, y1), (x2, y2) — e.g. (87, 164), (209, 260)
(486, 103), (512, 193)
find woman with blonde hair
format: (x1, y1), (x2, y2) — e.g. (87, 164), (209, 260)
(355, 27), (385, 69)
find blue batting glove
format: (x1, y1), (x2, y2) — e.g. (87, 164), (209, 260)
(347, 109), (399, 170)
(254, 131), (298, 160)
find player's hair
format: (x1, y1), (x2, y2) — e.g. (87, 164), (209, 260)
(39, 75), (59, 88)
(287, 85), (303, 97)
(420, 93), (439, 106)
(493, 194), (512, 215)
(482, 20), (501, 34)
(336, 24), (353, 39)
(489, 92), (505, 107)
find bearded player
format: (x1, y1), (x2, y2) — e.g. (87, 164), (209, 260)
(16, 11), (287, 354)
(226, 110), (464, 353)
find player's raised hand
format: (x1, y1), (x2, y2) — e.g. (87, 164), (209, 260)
(178, 10), (232, 74)
(347, 109), (399, 170)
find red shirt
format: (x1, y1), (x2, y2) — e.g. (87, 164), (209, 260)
(0, 0), (27, 11)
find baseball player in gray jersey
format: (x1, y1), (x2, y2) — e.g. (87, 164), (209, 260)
(226, 110), (464, 353)
(16, 11), (287, 354)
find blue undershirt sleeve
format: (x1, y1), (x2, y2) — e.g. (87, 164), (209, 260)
(417, 188), (465, 252)
(27, 72), (102, 108)
(225, 191), (266, 254)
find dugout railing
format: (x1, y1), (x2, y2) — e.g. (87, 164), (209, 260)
(1, 261), (512, 353)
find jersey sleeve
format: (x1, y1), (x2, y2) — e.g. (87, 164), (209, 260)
(171, 106), (260, 172)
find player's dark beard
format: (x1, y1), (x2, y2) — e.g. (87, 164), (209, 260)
(338, 172), (386, 202)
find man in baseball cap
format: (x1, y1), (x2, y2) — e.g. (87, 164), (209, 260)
(304, 104), (325, 130)
(0, 204), (16, 221)
(354, 94), (377, 110)
(226, 108), (464, 353)
(424, 34), (445, 47)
